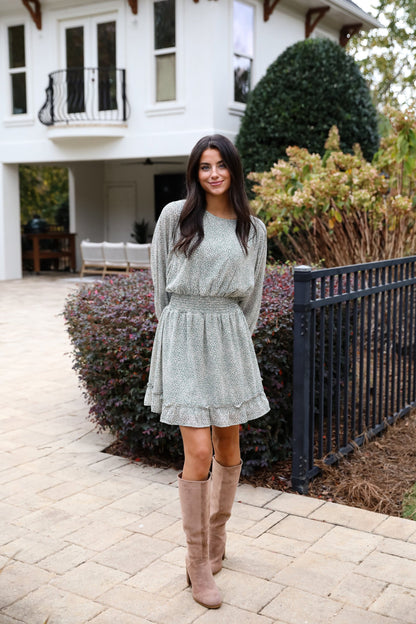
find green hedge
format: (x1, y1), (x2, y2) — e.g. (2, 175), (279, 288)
(236, 38), (379, 184)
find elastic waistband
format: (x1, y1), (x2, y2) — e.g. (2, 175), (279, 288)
(169, 293), (239, 312)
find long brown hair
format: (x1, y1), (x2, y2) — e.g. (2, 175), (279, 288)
(174, 134), (255, 257)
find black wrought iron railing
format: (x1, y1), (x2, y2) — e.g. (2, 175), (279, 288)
(292, 257), (416, 493)
(38, 67), (129, 126)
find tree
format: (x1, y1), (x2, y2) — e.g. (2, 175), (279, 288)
(19, 165), (69, 228)
(349, 0), (416, 109)
(236, 38), (379, 183)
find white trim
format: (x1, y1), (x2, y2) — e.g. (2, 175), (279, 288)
(326, 0), (382, 28)
(145, 103), (185, 117)
(46, 123), (128, 139)
(3, 115), (35, 127)
(1, 18), (32, 122)
(147, 0), (185, 110)
(231, 0), (255, 106)
(228, 102), (246, 117)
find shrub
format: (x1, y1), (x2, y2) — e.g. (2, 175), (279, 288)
(63, 267), (294, 476)
(236, 38), (379, 185)
(249, 108), (416, 267)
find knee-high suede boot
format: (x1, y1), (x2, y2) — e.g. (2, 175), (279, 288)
(209, 457), (242, 574)
(178, 473), (222, 609)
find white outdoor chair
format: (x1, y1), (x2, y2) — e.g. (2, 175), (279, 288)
(102, 242), (129, 275)
(80, 241), (105, 277)
(125, 242), (152, 270)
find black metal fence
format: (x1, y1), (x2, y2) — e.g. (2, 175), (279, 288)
(38, 67), (129, 126)
(292, 257), (416, 493)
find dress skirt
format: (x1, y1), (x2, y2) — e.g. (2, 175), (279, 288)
(144, 293), (270, 427)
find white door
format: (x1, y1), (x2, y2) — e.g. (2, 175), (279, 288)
(106, 184), (136, 242)
(59, 15), (118, 121)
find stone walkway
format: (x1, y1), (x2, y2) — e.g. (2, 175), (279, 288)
(1, 275), (416, 624)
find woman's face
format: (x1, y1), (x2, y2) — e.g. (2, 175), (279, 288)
(198, 148), (231, 198)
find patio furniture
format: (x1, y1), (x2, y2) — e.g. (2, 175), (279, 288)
(102, 242), (129, 275)
(125, 242), (152, 270)
(22, 232), (77, 273)
(80, 240), (105, 277)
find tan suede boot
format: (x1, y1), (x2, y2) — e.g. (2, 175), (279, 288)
(178, 473), (222, 609)
(209, 457), (242, 575)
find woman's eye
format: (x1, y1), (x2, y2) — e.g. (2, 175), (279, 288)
(201, 165), (210, 171)
(219, 163), (227, 169)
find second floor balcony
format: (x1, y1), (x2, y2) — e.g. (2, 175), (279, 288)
(38, 67), (130, 134)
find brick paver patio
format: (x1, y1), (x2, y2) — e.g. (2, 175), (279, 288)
(1, 275), (416, 624)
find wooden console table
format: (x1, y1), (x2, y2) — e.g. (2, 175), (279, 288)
(22, 232), (76, 273)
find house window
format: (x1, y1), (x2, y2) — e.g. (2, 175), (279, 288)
(8, 25), (27, 115)
(233, 1), (254, 104)
(154, 0), (176, 102)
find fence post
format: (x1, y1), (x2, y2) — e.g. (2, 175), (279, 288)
(292, 265), (312, 494)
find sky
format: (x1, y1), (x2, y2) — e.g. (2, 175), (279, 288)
(354, 0), (378, 16)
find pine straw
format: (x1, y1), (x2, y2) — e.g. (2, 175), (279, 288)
(240, 409), (416, 517)
(304, 409), (416, 516)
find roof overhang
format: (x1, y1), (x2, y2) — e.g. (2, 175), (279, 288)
(265, 0), (382, 30)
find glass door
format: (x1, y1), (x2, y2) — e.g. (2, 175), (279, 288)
(65, 25), (85, 115)
(60, 15), (117, 121)
(96, 20), (117, 113)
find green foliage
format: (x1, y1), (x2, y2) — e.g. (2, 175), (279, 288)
(349, 0), (416, 109)
(402, 482), (416, 520)
(131, 219), (149, 243)
(236, 38), (379, 184)
(249, 106), (416, 267)
(63, 268), (294, 476)
(19, 165), (69, 227)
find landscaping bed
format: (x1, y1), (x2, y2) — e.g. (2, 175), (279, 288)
(241, 409), (416, 519)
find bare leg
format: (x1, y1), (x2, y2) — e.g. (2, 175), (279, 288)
(212, 424), (240, 466)
(180, 426), (213, 480)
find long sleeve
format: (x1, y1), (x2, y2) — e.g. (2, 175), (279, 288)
(239, 220), (267, 334)
(151, 201), (183, 319)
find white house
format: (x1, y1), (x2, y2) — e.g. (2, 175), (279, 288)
(0, 0), (379, 280)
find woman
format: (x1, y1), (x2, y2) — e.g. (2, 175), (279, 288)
(144, 134), (269, 609)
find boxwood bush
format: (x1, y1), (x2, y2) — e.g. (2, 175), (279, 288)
(63, 266), (294, 476)
(236, 38), (379, 185)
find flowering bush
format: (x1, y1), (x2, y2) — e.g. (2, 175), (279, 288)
(63, 266), (294, 476)
(250, 107), (416, 267)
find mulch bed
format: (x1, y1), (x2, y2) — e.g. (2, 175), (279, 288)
(106, 409), (416, 518)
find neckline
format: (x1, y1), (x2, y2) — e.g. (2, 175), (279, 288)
(205, 210), (237, 222)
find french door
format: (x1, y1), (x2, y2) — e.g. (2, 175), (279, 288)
(60, 15), (118, 120)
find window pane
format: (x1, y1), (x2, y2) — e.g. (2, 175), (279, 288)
(66, 27), (84, 68)
(97, 21), (117, 110)
(233, 1), (254, 57)
(154, 0), (175, 50)
(66, 27), (84, 114)
(8, 25), (25, 68)
(156, 53), (176, 101)
(97, 21), (116, 68)
(11, 72), (27, 114)
(234, 55), (251, 103)
(98, 68), (117, 111)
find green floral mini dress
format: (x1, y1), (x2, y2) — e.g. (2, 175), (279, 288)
(144, 200), (270, 427)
